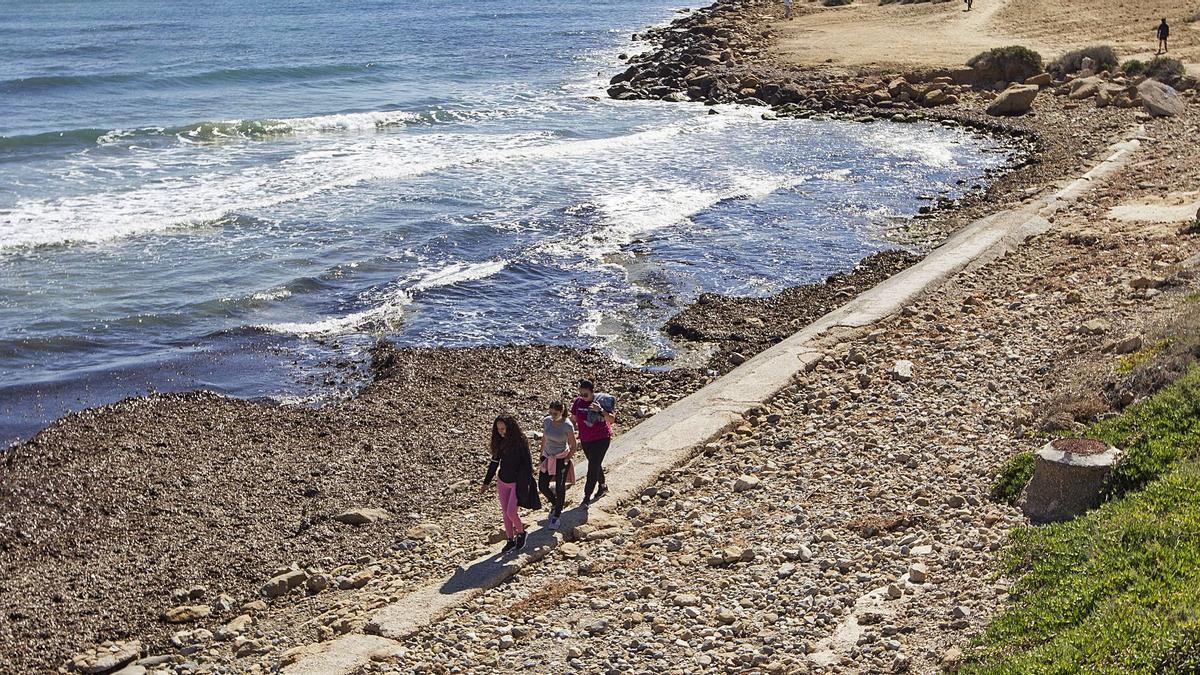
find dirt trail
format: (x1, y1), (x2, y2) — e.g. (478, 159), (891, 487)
(772, 0), (1200, 70)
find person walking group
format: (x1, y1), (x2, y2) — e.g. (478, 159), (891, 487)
(479, 380), (617, 554)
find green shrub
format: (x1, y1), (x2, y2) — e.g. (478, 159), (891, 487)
(967, 46), (1044, 84)
(989, 452), (1035, 505)
(1050, 45), (1119, 75)
(1122, 58), (1147, 76)
(1144, 56), (1185, 83)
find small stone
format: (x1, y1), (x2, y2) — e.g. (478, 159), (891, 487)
(907, 563), (929, 584)
(405, 523), (443, 540)
(946, 495), (965, 508)
(952, 605), (971, 619)
(673, 593), (700, 607)
(338, 567), (375, 590)
(260, 569), (305, 599)
(891, 360), (914, 382)
(334, 508), (393, 525)
(777, 563), (796, 578)
(730, 352), (747, 366)
(162, 605), (211, 623)
(885, 583), (903, 599)
(733, 475), (761, 492)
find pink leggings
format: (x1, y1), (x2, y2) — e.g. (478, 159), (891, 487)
(496, 480), (524, 539)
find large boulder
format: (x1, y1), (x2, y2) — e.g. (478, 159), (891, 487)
(986, 84), (1039, 116)
(1137, 79), (1185, 117)
(1068, 75), (1103, 100)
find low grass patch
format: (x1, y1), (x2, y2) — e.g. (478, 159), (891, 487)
(1091, 365), (1200, 498)
(966, 365), (1200, 673)
(989, 451), (1035, 505)
(965, 463), (1200, 673)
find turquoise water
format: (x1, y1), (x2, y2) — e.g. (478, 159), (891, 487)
(0, 0), (1010, 444)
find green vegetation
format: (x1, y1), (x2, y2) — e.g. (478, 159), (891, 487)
(989, 451), (1035, 505)
(1051, 45), (1118, 76)
(1122, 56), (1185, 83)
(1116, 338), (1171, 374)
(967, 46), (1044, 84)
(967, 366), (1200, 673)
(1089, 366), (1200, 498)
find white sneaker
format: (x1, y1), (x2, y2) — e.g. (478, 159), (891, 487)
(548, 516), (560, 530)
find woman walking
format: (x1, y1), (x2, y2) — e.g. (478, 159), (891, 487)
(539, 401), (577, 530)
(480, 414), (538, 553)
(571, 379), (616, 505)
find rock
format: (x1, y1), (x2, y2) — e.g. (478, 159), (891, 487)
(69, 641), (142, 674)
(1137, 79), (1185, 117)
(1106, 335), (1144, 355)
(162, 605), (210, 623)
(241, 600), (268, 613)
(1079, 318), (1110, 335)
(730, 352), (747, 366)
(942, 646), (965, 667)
(986, 84), (1038, 116)
(946, 495), (966, 508)
(673, 593), (701, 607)
(405, 523), (444, 540)
(261, 569), (306, 598)
(951, 605), (971, 619)
(306, 573), (331, 594)
(891, 360), (914, 382)
(885, 583), (903, 599)
(907, 563), (929, 584)
(777, 563), (796, 578)
(338, 567), (376, 590)
(1068, 76), (1103, 100)
(1024, 72), (1052, 87)
(1129, 276), (1166, 290)
(112, 666), (147, 675)
(334, 508), (392, 525)
(733, 475), (761, 492)
(1019, 439), (1123, 523)
(215, 614), (253, 641)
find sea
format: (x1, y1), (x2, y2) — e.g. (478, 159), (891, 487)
(0, 0), (1012, 446)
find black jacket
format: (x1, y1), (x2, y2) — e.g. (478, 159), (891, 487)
(483, 440), (541, 510)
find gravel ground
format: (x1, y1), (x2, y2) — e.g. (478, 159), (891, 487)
(4, 0), (1199, 672)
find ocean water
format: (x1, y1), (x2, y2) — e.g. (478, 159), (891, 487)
(0, 0), (1011, 445)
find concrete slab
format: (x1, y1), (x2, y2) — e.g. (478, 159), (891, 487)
(282, 126), (1143, 674)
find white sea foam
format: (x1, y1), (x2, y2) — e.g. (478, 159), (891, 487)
(258, 258), (509, 337)
(0, 112), (741, 252)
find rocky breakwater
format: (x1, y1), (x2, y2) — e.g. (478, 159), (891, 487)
(607, 0), (978, 120)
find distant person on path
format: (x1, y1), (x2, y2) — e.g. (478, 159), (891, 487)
(481, 414), (539, 553)
(538, 401), (577, 530)
(1157, 18), (1170, 54)
(782, 0), (793, 20)
(571, 379), (616, 505)
(964, 0), (973, 11)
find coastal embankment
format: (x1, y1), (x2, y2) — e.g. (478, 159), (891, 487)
(3, 0), (1199, 672)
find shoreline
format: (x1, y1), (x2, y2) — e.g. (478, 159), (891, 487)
(2, 0), (1189, 672)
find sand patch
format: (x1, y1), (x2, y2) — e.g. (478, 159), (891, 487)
(1108, 191), (1200, 223)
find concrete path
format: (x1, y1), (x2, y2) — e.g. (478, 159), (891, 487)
(282, 129), (1142, 675)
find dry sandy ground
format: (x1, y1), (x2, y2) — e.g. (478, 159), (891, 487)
(771, 0), (1200, 70)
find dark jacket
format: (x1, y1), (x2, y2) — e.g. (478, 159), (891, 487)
(483, 439), (541, 510)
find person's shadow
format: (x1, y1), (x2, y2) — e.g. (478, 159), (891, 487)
(438, 504), (595, 595)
